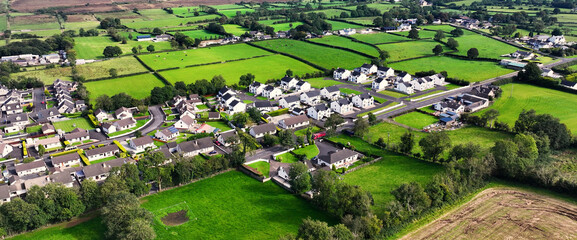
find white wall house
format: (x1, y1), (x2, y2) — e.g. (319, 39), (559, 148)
(249, 123), (277, 138)
(280, 76), (299, 90)
(249, 81), (266, 95)
(333, 68), (351, 80)
(395, 82), (415, 94)
(279, 96), (301, 109)
(330, 98), (353, 114)
(307, 104), (332, 120)
(262, 86), (283, 99)
(321, 86), (341, 101)
(348, 71), (367, 83)
(300, 90), (321, 106)
(397, 72), (412, 82)
(360, 64), (377, 75)
(372, 77), (388, 91)
(295, 81), (311, 92)
(352, 93), (374, 108)
(377, 67), (395, 78)
(317, 149), (359, 169)
(278, 115), (309, 129)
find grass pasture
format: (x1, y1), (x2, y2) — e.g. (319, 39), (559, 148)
(85, 74), (165, 99)
(9, 216), (105, 240)
(475, 83), (577, 134)
(394, 112), (438, 129)
(346, 17), (378, 25)
(139, 43), (271, 70)
(325, 20), (364, 30)
(223, 24), (250, 36)
(422, 24), (456, 32)
(159, 54), (319, 85)
(173, 30), (222, 40)
(351, 32), (410, 44)
(309, 35), (380, 57)
(142, 171), (335, 239)
(377, 40), (449, 62)
(454, 31), (523, 59)
(123, 15), (218, 30)
(258, 20), (302, 31)
(389, 56), (514, 82)
(74, 36), (172, 59)
(219, 9), (255, 17)
(253, 39), (370, 69)
(311, 9), (351, 18)
(394, 30), (439, 39)
(247, 161), (270, 177)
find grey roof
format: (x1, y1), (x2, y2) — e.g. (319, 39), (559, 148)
(34, 107), (61, 120)
(178, 137), (213, 153)
(304, 90), (321, 97)
(264, 85), (275, 91)
(179, 115), (195, 125)
(84, 145), (119, 158)
(229, 99), (241, 107)
(324, 86), (340, 93)
(374, 77), (386, 83)
(0, 184), (9, 199)
(94, 109), (106, 116)
(64, 128), (89, 141)
(282, 115), (309, 126)
(358, 93), (373, 100)
(50, 172), (74, 185)
(82, 158), (134, 178)
(114, 118), (136, 128)
(281, 76), (295, 83)
(15, 160), (46, 173)
(131, 136), (154, 147)
(377, 66), (392, 72)
(254, 101), (272, 108)
(361, 63), (374, 69)
(398, 72), (410, 77)
(41, 124), (55, 132)
(115, 107), (131, 117)
(3, 112), (28, 124)
(313, 104), (328, 111)
(561, 80), (577, 87)
(337, 98), (351, 106)
(282, 95), (300, 103)
(51, 153), (81, 165)
(334, 68), (347, 73)
(250, 81), (263, 87)
(251, 123), (277, 135)
(156, 148), (173, 159)
(321, 149), (358, 164)
(208, 112), (220, 119)
(222, 93), (234, 101)
(296, 81), (308, 86)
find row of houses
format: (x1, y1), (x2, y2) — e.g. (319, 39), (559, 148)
(218, 87), (247, 115)
(0, 52), (64, 67)
(53, 79), (85, 114)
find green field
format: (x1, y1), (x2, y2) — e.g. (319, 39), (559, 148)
(311, 9), (351, 18)
(139, 43), (271, 70)
(454, 31), (523, 59)
(173, 30), (222, 40)
(422, 24), (456, 32)
(142, 171), (335, 239)
(0, 15), (6, 31)
(247, 161), (270, 177)
(254, 39), (370, 69)
(395, 30), (439, 39)
(9, 216), (105, 240)
(159, 54), (319, 85)
(219, 9), (255, 17)
(345, 17), (378, 25)
(325, 20), (364, 30)
(123, 15), (218, 30)
(85, 74), (166, 99)
(171, 7), (206, 17)
(74, 36), (173, 59)
(476, 83), (577, 134)
(389, 56), (514, 82)
(394, 112), (439, 129)
(258, 20), (302, 31)
(53, 118), (94, 132)
(305, 77), (344, 88)
(351, 32), (410, 44)
(223, 24), (250, 36)
(309, 35), (380, 57)
(61, 21), (100, 31)
(212, 4), (247, 10)
(378, 40), (450, 62)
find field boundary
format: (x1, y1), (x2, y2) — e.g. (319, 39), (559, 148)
(304, 38), (376, 58)
(340, 35), (383, 54)
(246, 41), (328, 71)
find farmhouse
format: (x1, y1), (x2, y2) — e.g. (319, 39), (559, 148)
(331, 98), (353, 114)
(15, 160), (47, 176)
(433, 99), (465, 113)
(295, 81), (311, 92)
(249, 82), (266, 95)
(316, 149), (359, 169)
(360, 64), (377, 75)
(51, 153), (81, 169)
(84, 145), (120, 161)
(372, 77), (388, 91)
(280, 76), (299, 90)
(377, 66), (395, 78)
(155, 126), (179, 141)
(278, 115), (309, 129)
(348, 71), (368, 83)
(511, 50), (535, 60)
(300, 90), (321, 106)
(174, 115), (196, 130)
(249, 123), (277, 138)
(262, 85), (283, 99)
(321, 86), (341, 101)
(63, 128), (90, 144)
(217, 131), (239, 146)
(279, 96), (301, 109)
(81, 158), (135, 182)
(177, 137), (214, 157)
(115, 107), (133, 120)
(129, 136), (156, 152)
(352, 93), (374, 108)
(333, 68), (351, 80)
(307, 104), (332, 120)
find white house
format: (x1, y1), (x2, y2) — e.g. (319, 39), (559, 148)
(395, 82), (415, 94)
(279, 96), (301, 109)
(561, 80), (577, 90)
(217, 87), (235, 98)
(177, 137), (214, 157)
(372, 77), (388, 91)
(397, 72), (412, 82)
(431, 74), (445, 85)
(262, 85), (283, 99)
(15, 160), (47, 176)
(511, 50), (535, 60)
(227, 100), (246, 115)
(155, 126), (179, 141)
(330, 98), (353, 114)
(0, 143), (12, 158)
(217, 131), (239, 146)
(295, 81), (311, 92)
(410, 79), (423, 91)
(249, 81), (266, 95)
(321, 86), (341, 100)
(115, 107), (132, 120)
(94, 109), (108, 122)
(317, 149), (359, 169)
(34, 136), (62, 151)
(307, 104), (331, 120)
(360, 64), (377, 75)
(174, 115), (196, 130)
(280, 76), (299, 90)
(278, 115), (309, 129)
(333, 68), (351, 80)
(352, 93), (374, 108)
(377, 66), (395, 78)
(252, 101), (275, 113)
(63, 128), (90, 144)
(348, 71), (368, 83)
(51, 153), (81, 169)
(249, 123), (277, 138)
(300, 90), (321, 106)
(84, 145), (120, 161)
(129, 136), (156, 152)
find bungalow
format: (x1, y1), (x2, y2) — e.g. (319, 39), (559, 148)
(33, 107), (60, 122)
(75, 100), (86, 111)
(279, 96), (301, 109)
(115, 107), (132, 120)
(262, 85), (283, 99)
(333, 68), (351, 80)
(155, 126), (179, 141)
(348, 71), (368, 83)
(459, 94), (489, 112)
(320, 86), (341, 101)
(280, 76), (299, 90)
(177, 137), (214, 157)
(227, 100), (246, 115)
(34, 136), (61, 151)
(307, 104), (332, 120)
(51, 153), (81, 169)
(469, 85), (497, 99)
(63, 128), (90, 144)
(330, 98), (353, 114)
(278, 115), (309, 129)
(249, 82), (266, 95)
(396, 72), (412, 82)
(129, 136), (156, 152)
(300, 90), (321, 106)
(84, 145), (120, 161)
(3, 103), (22, 115)
(561, 80), (577, 90)
(295, 81), (311, 92)
(270, 161), (291, 181)
(207, 112), (220, 120)
(249, 123), (277, 138)
(174, 115), (196, 130)
(0, 185), (10, 204)
(395, 82), (415, 95)
(0, 143), (13, 158)
(15, 160), (47, 176)
(511, 50), (535, 60)
(82, 158), (135, 182)
(103, 117), (137, 134)
(217, 131), (239, 146)
(433, 99), (465, 113)
(360, 64), (377, 75)
(49, 172), (75, 188)
(372, 77), (388, 91)
(377, 67), (395, 78)
(253, 101), (275, 113)
(317, 149), (359, 169)
(352, 93), (374, 108)
(41, 124), (56, 135)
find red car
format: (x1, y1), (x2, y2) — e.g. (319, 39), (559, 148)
(313, 132), (326, 140)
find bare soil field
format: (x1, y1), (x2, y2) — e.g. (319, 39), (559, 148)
(64, 14), (98, 22)
(401, 188), (577, 240)
(161, 210), (189, 226)
(11, 14), (55, 25)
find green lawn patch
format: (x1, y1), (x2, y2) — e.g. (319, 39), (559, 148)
(107, 119), (148, 137)
(419, 106), (437, 114)
(169, 30), (222, 40)
(139, 43), (271, 70)
(340, 88), (362, 96)
(406, 90), (445, 101)
(53, 118), (94, 132)
(90, 156), (117, 164)
(378, 89), (409, 98)
(85, 74), (166, 99)
(247, 161), (270, 177)
(204, 121), (233, 132)
(243, 100), (254, 104)
(294, 126), (321, 137)
(309, 35), (380, 57)
(123, 15), (219, 30)
(422, 24), (456, 32)
(26, 125), (42, 133)
(197, 104), (209, 110)
(377, 39), (451, 62)
(9, 216), (105, 240)
(350, 32), (410, 45)
(394, 112), (438, 129)
(395, 29), (440, 39)
(222, 24), (250, 36)
(292, 144), (320, 160)
(276, 152), (299, 163)
(310, 9), (350, 18)
(389, 56), (514, 82)
(305, 77), (344, 89)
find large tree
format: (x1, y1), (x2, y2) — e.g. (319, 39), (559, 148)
(467, 48), (479, 59)
(101, 192), (155, 240)
(289, 162), (311, 194)
(399, 131), (415, 154)
(433, 44), (444, 55)
(353, 118), (369, 138)
(278, 129), (296, 149)
(419, 131), (451, 161)
(446, 37), (459, 50)
(408, 28), (419, 39)
(102, 46), (122, 58)
(434, 30), (445, 41)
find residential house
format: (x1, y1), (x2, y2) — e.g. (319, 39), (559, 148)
(431, 73), (446, 85)
(217, 131), (239, 146)
(253, 101), (275, 113)
(396, 72), (412, 82)
(207, 112), (220, 120)
(34, 136), (61, 151)
(174, 115), (196, 130)
(542, 68), (562, 78)
(41, 124), (56, 135)
(0, 143), (12, 158)
(115, 107), (133, 120)
(307, 104), (332, 120)
(84, 145), (119, 161)
(410, 79), (424, 91)
(321, 86), (341, 101)
(220, 93), (236, 106)
(155, 126), (179, 141)
(317, 149), (359, 169)
(278, 115), (309, 129)
(63, 128), (90, 144)
(279, 96), (301, 109)
(129, 136), (156, 152)
(469, 85), (497, 99)
(330, 98), (353, 114)
(300, 90), (321, 105)
(352, 93), (374, 108)
(395, 82), (415, 94)
(33, 107), (60, 122)
(103, 117), (137, 134)
(270, 161), (290, 181)
(338, 28), (356, 35)
(249, 123), (277, 138)
(1, 113), (29, 130)
(360, 64), (377, 75)
(0, 185), (10, 204)
(511, 50), (535, 60)
(333, 68), (351, 80)
(51, 153), (81, 169)
(82, 158), (135, 182)
(433, 99), (465, 113)
(3, 103), (22, 115)
(280, 76), (299, 90)
(50, 172), (75, 188)
(217, 87), (235, 98)
(249, 82), (266, 95)
(372, 77), (388, 91)
(227, 100), (246, 115)
(15, 160), (47, 176)
(295, 81), (311, 92)
(561, 80), (577, 90)
(177, 137), (214, 157)
(348, 71), (368, 83)
(377, 67), (395, 78)
(262, 85), (283, 99)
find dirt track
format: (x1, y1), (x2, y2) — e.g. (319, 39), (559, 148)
(400, 188), (577, 240)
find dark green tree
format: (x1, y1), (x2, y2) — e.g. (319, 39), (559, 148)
(289, 162), (311, 194)
(419, 131), (451, 161)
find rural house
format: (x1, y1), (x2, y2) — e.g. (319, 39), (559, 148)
(372, 77), (388, 91)
(307, 104), (332, 120)
(300, 90), (321, 106)
(316, 149), (359, 169)
(330, 98), (353, 114)
(278, 115), (310, 129)
(0, 185), (10, 204)
(130, 136), (156, 152)
(3, 103), (22, 115)
(41, 124), (56, 135)
(352, 93), (375, 108)
(51, 153), (81, 169)
(84, 145), (120, 161)
(15, 160), (47, 176)
(249, 123), (277, 138)
(333, 68), (351, 80)
(174, 115), (196, 130)
(94, 109), (108, 122)
(33, 136), (62, 151)
(321, 86), (341, 101)
(177, 137), (214, 157)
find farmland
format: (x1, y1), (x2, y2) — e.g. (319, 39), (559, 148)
(453, 31), (523, 59)
(389, 56), (515, 82)
(253, 39), (371, 69)
(309, 35), (380, 57)
(142, 171), (335, 239)
(159, 54), (319, 85)
(475, 83), (577, 134)
(73, 36), (173, 60)
(223, 24), (250, 36)
(377, 40), (449, 62)
(395, 29), (440, 39)
(173, 30), (222, 40)
(123, 15), (218, 30)
(219, 9), (255, 17)
(84, 74), (166, 99)
(139, 43), (272, 70)
(401, 188), (577, 240)
(351, 32), (410, 44)
(325, 20), (364, 30)
(258, 20), (303, 31)
(394, 112), (439, 129)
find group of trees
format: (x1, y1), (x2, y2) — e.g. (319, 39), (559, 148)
(170, 74), (227, 97)
(95, 93), (141, 111)
(516, 62), (561, 88)
(0, 33), (74, 56)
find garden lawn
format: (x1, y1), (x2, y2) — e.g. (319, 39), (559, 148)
(73, 36), (172, 59)
(305, 77), (344, 88)
(389, 56), (514, 82)
(142, 171), (335, 239)
(309, 35), (380, 57)
(340, 88), (362, 96)
(292, 144), (320, 159)
(394, 112), (438, 129)
(84, 74), (165, 99)
(254, 39), (370, 70)
(53, 118), (94, 132)
(294, 126), (321, 137)
(325, 20), (364, 30)
(454, 31), (523, 59)
(378, 89), (409, 98)
(9, 216), (105, 240)
(205, 121), (233, 132)
(247, 161), (270, 177)
(159, 55), (319, 85)
(377, 40), (450, 62)
(475, 83), (577, 134)
(139, 43), (271, 70)
(223, 24), (250, 36)
(351, 32), (410, 44)
(276, 152), (299, 163)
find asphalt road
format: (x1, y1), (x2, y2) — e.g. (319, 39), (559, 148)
(32, 87), (46, 112)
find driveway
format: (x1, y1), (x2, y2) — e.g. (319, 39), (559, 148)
(32, 87), (46, 112)
(246, 146), (285, 162)
(315, 139), (339, 160)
